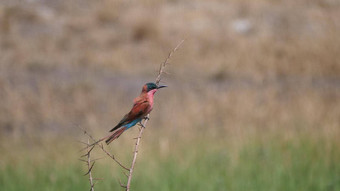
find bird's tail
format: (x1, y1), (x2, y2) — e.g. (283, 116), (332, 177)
(105, 127), (127, 145)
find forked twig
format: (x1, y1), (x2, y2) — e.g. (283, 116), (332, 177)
(79, 129), (105, 191)
(81, 127), (129, 171)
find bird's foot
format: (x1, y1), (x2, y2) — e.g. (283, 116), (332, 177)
(143, 116), (150, 120)
(138, 122), (146, 129)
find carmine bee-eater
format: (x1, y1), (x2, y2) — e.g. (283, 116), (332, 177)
(105, 82), (167, 145)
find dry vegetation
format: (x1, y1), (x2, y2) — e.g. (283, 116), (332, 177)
(0, 0), (339, 190)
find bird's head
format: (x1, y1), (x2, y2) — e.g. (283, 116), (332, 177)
(142, 82), (167, 94)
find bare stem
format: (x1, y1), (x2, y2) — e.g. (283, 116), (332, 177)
(87, 139), (95, 191)
(126, 115), (148, 191)
(155, 39), (184, 85)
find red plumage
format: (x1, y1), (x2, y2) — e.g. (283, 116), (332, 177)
(105, 127), (127, 144)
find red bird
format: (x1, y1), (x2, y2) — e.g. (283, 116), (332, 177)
(105, 82), (167, 144)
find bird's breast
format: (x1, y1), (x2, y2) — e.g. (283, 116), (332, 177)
(146, 90), (157, 112)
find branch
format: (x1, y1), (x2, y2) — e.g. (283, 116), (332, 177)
(126, 39), (184, 191)
(155, 39), (184, 85)
(125, 115), (149, 191)
(98, 143), (130, 171)
(86, 139), (95, 191)
(81, 127), (129, 171)
(79, 129), (105, 191)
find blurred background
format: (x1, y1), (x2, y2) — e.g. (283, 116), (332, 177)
(0, 0), (339, 190)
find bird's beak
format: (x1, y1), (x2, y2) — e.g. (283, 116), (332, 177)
(157, 85), (167, 89)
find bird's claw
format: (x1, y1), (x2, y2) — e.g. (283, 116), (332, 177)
(138, 122), (146, 129)
(144, 116), (150, 120)
(138, 122), (145, 129)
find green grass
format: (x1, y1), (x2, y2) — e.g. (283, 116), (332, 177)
(1, 136), (339, 191)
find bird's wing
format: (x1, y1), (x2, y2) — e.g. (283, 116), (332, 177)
(109, 100), (150, 132)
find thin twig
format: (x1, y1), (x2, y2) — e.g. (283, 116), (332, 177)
(84, 161), (96, 176)
(81, 127), (130, 171)
(155, 39), (184, 85)
(123, 171), (129, 178)
(98, 143), (130, 171)
(126, 115), (148, 191)
(77, 140), (89, 145)
(86, 139), (95, 191)
(90, 157), (105, 162)
(119, 179), (127, 188)
(81, 145), (95, 157)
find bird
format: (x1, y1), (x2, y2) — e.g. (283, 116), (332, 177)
(104, 82), (167, 145)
